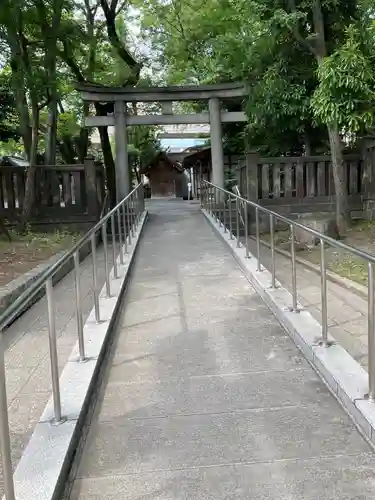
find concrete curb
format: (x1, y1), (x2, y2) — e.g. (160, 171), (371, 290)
(202, 209), (375, 447)
(255, 236), (368, 300)
(5, 212), (148, 500)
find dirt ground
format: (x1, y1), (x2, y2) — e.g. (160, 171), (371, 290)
(264, 220), (375, 286)
(0, 230), (78, 287)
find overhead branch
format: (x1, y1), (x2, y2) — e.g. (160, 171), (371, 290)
(37, 95), (50, 111)
(115, 0), (127, 16)
(286, 0), (317, 56)
(99, 0), (141, 81)
(60, 41), (87, 82)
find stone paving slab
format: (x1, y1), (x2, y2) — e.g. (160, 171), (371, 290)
(69, 201), (375, 500)
(246, 236), (370, 369)
(70, 453), (375, 500)
(0, 243), (115, 498)
(95, 368), (333, 421)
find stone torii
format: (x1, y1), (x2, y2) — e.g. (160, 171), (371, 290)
(76, 82), (247, 201)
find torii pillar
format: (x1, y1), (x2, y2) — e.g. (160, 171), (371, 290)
(114, 100), (130, 202)
(209, 98), (225, 190)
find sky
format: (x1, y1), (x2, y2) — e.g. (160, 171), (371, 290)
(160, 138), (207, 152)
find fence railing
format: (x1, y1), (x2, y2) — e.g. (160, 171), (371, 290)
(201, 180), (375, 401)
(235, 154), (364, 209)
(0, 158), (104, 220)
(0, 183), (145, 500)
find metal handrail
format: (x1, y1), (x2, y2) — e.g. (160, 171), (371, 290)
(0, 184), (142, 332)
(0, 183), (145, 500)
(204, 181), (375, 264)
(201, 180), (375, 402)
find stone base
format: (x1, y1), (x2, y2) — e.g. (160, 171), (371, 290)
(295, 214), (338, 247)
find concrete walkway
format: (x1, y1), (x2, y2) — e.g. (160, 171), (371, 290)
(245, 236), (369, 370)
(70, 201), (375, 500)
(0, 244), (114, 498)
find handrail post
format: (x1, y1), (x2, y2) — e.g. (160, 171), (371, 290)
(122, 203), (128, 253)
(229, 194), (233, 239)
(130, 193), (135, 238)
(136, 189), (141, 226)
(244, 201), (249, 258)
(320, 239), (328, 345)
(270, 214), (276, 288)
(290, 225), (298, 312)
(235, 197), (240, 248)
(90, 234), (100, 323)
(219, 193), (223, 227)
(102, 222), (111, 297)
(127, 200), (132, 246)
(256, 207), (261, 271)
(46, 278), (64, 424)
(223, 193), (227, 233)
(74, 252), (85, 361)
(134, 190), (138, 228)
(215, 189), (218, 221)
(0, 332), (15, 500)
(111, 214), (118, 279)
(117, 208), (124, 265)
(368, 262), (375, 400)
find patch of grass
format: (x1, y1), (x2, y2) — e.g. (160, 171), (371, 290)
(261, 224), (371, 287)
(329, 256), (368, 285)
(0, 229), (79, 247)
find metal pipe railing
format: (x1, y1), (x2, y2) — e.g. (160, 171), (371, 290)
(201, 180), (375, 401)
(0, 183), (144, 500)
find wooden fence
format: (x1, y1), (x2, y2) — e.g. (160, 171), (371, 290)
(0, 157), (105, 223)
(235, 153), (364, 214)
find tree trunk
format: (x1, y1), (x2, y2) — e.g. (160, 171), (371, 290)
(58, 136), (77, 163)
(327, 124), (349, 235)
(97, 125), (116, 207)
(133, 163), (141, 184)
(8, 35), (32, 157)
(44, 100), (58, 165)
(304, 132), (312, 156)
(14, 89), (31, 157)
(20, 103), (39, 231)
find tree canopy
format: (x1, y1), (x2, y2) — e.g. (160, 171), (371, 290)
(0, 0), (159, 220)
(134, 0), (375, 233)
(1, 0), (375, 233)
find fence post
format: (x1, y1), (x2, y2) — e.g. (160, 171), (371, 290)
(84, 156), (99, 218)
(245, 152), (260, 201)
(362, 139), (375, 221)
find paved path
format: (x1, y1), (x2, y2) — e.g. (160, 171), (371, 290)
(244, 236), (369, 370)
(0, 243), (115, 498)
(70, 201), (375, 500)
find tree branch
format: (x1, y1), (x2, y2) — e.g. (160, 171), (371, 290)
(286, 0), (317, 56)
(99, 0), (141, 81)
(59, 41), (87, 82)
(115, 0), (127, 16)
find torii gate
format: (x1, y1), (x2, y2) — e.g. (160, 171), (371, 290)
(76, 82), (247, 201)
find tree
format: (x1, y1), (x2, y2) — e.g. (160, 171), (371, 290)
(277, 0), (363, 234)
(0, 0), (143, 224)
(60, 0), (142, 206)
(136, 0), (375, 235)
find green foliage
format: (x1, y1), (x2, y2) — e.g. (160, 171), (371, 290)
(0, 0), (143, 166)
(134, 0), (375, 155)
(0, 70), (19, 142)
(311, 25), (375, 134)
